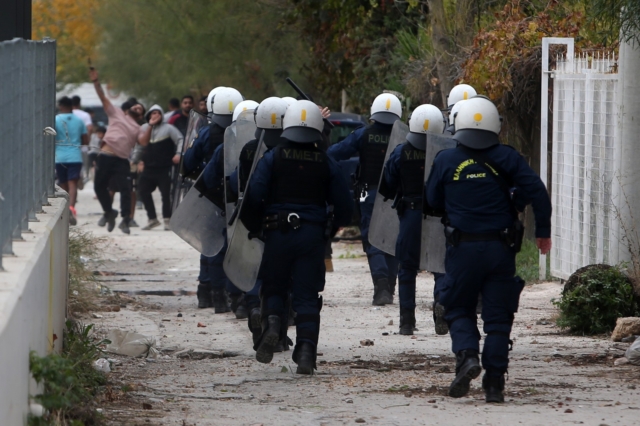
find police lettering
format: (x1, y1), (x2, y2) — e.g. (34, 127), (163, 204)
(244, 149), (255, 161)
(282, 148), (323, 162)
(466, 173), (486, 179)
(403, 150), (426, 161)
(368, 134), (389, 144)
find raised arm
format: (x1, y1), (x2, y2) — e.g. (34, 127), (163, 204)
(89, 68), (113, 112)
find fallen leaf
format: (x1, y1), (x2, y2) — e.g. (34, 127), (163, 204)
(197, 322), (206, 327)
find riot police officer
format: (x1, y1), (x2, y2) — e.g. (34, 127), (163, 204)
(444, 84), (476, 134)
(381, 104), (445, 335)
(240, 100), (353, 374)
(424, 96), (551, 402)
(186, 87), (243, 311)
(327, 93), (402, 306)
(233, 97), (290, 346)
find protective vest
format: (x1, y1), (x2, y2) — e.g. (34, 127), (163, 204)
(206, 123), (225, 162)
(399, 143), (426, 197)
(359, 124), (392, 185)
(142, 137), (175, 169)
(239, 139), (259, 192)
(269, 144), (330, 206)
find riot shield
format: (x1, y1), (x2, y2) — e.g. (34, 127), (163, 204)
(223, 110), (256, 221)
(368, 121), (409, 255)
(223, 138), (268, 292)
(170, 173), (226, 256)
(171, 110), (206, 213)
(419, 133), (456, 272)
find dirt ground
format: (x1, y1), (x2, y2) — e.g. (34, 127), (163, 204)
(72, 184), (640, 426)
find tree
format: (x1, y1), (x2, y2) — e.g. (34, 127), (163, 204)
(588, 0), (640, 45)
(32, 0), (100, 86)
(284, 0), (424, 112)
(95, 0), (309, 104)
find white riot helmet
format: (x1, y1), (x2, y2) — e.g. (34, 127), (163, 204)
(449, 100), (467, 130)
(281, 100), (324, 143)
(206, 86), (226, 114)
(281, 97), (297, 108)
(211, 87), (243, 128)
(232, 100), (259, 122)
(255, 97), (288, 129)
(454, 95), (502, 149)
(370, 93), (402, 125)
(447, 84), (477, 109)
(406, 104), (446, 150)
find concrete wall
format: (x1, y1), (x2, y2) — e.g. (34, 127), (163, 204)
(0, 194), (69, 425)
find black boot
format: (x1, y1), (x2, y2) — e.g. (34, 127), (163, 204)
(372, 278), (393, 306)
(255, 315), (281, 364)
(212, 289), (229, 314)
(399, 308), (416, 336)
(197, 284), (213, 309)
(229, 294), (248, 319)
(448, 349), (482, 398)
(293, 342), (316, 375)
(273, 336), (293, 352)
(433, 301), (449, 336)
(249, 308), (262, 347)
(482, 374), (505, 403)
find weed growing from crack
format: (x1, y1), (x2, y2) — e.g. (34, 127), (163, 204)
(28, 321), (111, 425)
(68, 229), (108, 316)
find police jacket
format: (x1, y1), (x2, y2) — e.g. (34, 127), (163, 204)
(241, 142), (353, 234)
(327, 122), (394, 186)
(382, 142), (426, 200)
(182, 122), (226, 177)
(425, 143), (551, 238)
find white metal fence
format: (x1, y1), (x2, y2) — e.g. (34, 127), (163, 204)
(545, 44), (620, 279)
(0, 38), (57, 270)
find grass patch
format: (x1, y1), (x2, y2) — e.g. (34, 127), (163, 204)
(516, 239), (550, 283)
(29, 321), (110, 425)
(68, 229), (107, 316)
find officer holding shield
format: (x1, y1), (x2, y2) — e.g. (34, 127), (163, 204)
(327, 93), (402, 306)
(380, 104), (445, 335)
(424, 96), (551, 402)
(240, 100), (353, 374)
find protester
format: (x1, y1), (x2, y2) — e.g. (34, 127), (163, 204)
(198, 95), (208, 114)
(136, 105), (183, 230)
(55, 96), (88, 225)
(164, 97), (180, 122)
(90, 67), (144, 234)
(168, 95), (193, 136)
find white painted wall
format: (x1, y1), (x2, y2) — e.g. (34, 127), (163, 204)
(617, 36), (640, 265)
(0, 195), (69, 425)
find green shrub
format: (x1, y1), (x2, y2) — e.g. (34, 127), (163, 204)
(553, 264), (640, 335)
(29, 322), (109, 425)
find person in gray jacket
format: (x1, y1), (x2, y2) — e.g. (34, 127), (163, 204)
(137, 105), (184, 230)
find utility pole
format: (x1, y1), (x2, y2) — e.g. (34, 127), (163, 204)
(0, 0), (32, 42)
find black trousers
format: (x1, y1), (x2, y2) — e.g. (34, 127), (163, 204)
(95, 154), (131, 219)
(138, 167), (172, 220)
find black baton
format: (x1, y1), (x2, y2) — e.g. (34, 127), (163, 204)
(286, 77), (334, 129)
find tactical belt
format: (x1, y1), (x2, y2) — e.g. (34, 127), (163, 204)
(263, 212), (324, 231)
(445, 226), (513, 247)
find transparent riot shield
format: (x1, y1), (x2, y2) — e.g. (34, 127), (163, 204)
(224, 110), (256, 226)
(419, 133), (456, 272)
(223, 137), (268, 291)
(170, 173), (226, 256)
(171, 110), (207, 213)
(368, 121), (409, 255)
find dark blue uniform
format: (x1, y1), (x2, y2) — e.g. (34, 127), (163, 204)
(327, 123), (399, 292)
(383, 142), (424, 313)
(200, 143), (242, 299)
(425, 142), (551, 378)
(242, 142), (353, 363)
(183, 122), (235, 307)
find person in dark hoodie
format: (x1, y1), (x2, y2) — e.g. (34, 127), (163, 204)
(137, 105), (184, 230)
